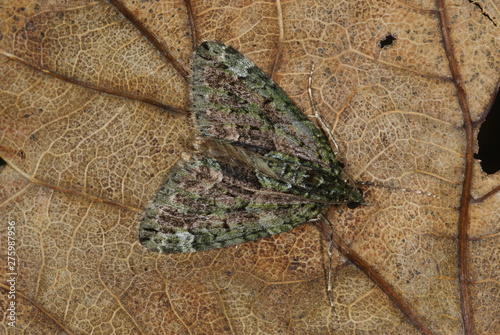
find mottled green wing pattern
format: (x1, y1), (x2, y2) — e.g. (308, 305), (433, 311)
(191, 41), (337, 170)
(140, 155), (324, 253)
(139, 41), (363, 253)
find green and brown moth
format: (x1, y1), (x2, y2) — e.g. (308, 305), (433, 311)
(139, 41), (364, 253)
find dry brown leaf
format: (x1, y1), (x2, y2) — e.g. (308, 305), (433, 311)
(0, 0), (499, 334)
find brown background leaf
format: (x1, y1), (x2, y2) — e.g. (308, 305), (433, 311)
(0, 0), (499, 334)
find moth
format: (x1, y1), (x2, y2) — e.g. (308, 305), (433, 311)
(139, 41), (364, 253)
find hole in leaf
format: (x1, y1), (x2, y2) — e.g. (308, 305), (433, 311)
(475, 89), (500, 174)
(0, 157), (6, 174)
(378, 33), (397, 48)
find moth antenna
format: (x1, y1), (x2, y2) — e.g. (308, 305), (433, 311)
(307, 65), (439, 201)
(307, 63), (340, 154)
(354, 180), (440, 199)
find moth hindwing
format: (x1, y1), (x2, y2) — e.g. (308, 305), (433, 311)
(139, 41), (363, 253)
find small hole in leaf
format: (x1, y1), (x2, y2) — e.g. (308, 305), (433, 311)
(475, 90), (500, 174)
(378, 33), (397, 48)
(0, 157), (6, 175)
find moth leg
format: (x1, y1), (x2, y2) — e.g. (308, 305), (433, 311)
(307, 64), (340, 155)
(317, 213), (336, 312)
